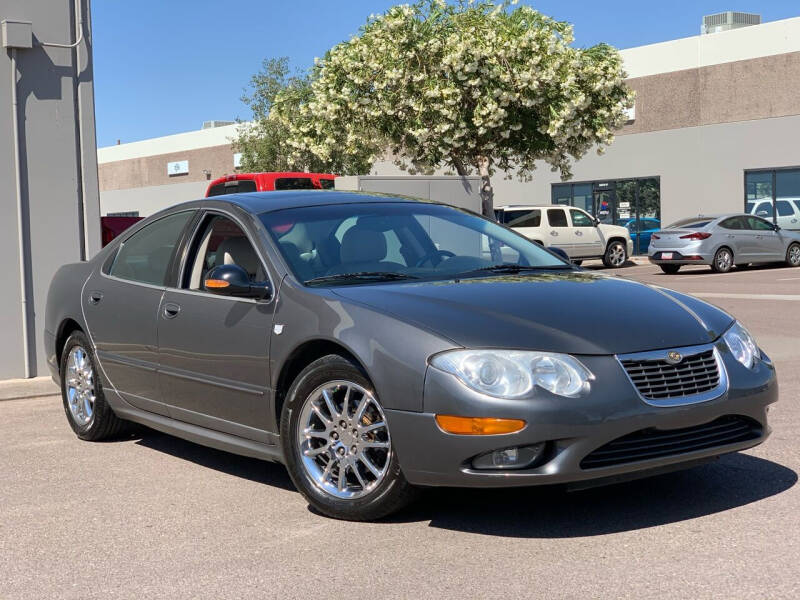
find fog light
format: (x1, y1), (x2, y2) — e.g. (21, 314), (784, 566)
(471, 443), (545, 470)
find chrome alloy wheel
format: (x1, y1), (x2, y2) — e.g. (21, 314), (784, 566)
(297, 380), (391, 500)
(607, 242), (626, 267)
(789, 244), (800, 266)
(716, 248), (733, 272)
(65, 346), (95, 426)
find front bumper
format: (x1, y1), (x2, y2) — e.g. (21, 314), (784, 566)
(387, 344), (777, 488)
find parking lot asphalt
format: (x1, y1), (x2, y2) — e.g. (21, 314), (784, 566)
(1, 262), (798, 599)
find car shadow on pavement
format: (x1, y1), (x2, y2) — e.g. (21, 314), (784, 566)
(133, 430), (296, 491)
(397, 453), (796, 537)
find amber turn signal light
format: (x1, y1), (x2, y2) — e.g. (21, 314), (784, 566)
(205, 279), (230, 288)
(435, 415), (526, 435)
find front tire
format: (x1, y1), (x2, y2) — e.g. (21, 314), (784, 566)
(711, 247), (733, 273)
(60, 331), (127, 441)
(659, 264), (681, 274)
(787, 243), (800, 267)
(602, 240), (627, 268)
(280, 355), (418, 521)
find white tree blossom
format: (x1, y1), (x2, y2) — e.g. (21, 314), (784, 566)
(271, 0), (633, 213)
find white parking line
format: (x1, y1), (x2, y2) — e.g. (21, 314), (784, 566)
(693, 292), (800, 301)
(777, 277), (800, 281)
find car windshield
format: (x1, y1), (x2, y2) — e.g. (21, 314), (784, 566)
(260, 202), (570, 286)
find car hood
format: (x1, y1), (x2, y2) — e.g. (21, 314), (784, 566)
(332, 271), (734, 355)
(599, 224), (630, 238)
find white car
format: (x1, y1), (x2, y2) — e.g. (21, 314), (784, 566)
(495, 205), (633, 267)
(746, 198), (800, 231)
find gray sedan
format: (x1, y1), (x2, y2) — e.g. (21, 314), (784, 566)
(45, 192), (777, 520)
(648, 213), (800, 274)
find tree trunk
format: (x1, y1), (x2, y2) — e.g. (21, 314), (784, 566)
(477, 156), (494, 219)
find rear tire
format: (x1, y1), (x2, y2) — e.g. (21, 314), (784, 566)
(659, 264), (680, 274)
(602, 241), (627, 268)
(281, 355), (418, 521)
(711, 247), (733, 273)
(60, 331), (127, 441)
(787, 243), (800, 267)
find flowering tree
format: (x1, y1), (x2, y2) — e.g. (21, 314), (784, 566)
(271, 0), (633, 215)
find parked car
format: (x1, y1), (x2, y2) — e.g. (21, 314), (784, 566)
(46, 192), (776, 520)
(495, 205), (633, 267)
(746, 197), (800, 231)
(648, 214), (800, 274)
(100, 216), (143, 247)
(622, 217), (660, 254)
(206, 172), (336, 197)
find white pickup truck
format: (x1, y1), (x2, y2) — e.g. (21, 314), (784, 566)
(495, 204), (633, 267)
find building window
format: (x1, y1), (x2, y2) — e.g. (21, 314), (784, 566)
(551, 177), (661, 255)
(746, 168), (800, 231)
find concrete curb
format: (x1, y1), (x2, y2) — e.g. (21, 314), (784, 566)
(0, 376), (59, 401)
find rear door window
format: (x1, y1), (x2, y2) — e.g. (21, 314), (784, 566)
(547, 209), (568, 227)
(109, 211), (194, 285)
(274, 177), (316, 190)
(207, 179), (258, 196)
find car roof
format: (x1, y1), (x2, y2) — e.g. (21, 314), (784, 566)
(496, 205), (565, 210)
(169, 190), (429, 215)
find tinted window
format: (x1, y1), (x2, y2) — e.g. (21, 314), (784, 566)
(207, 179), (258, 197)
(719, 217), (744, 230)
(570, 209), (593, 227)
(319, 178), (335, 189)
(750, 201), (773, 218)
(547, 209), (568, 227)
(776, 200), (794, 217)
(109, 211), (193, 285)
(274, 177), (316, 190)
(504, 210), (541, 228)
(667, 219), (711, 229)
(746, 216), (774, 231)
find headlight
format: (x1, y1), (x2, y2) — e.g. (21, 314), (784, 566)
(430, 350), (594, 399)
(723, 321), (760, 369)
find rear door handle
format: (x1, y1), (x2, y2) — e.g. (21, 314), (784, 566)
(550, 230), (558, 236)
(163, 302), (181, 319)
(88, 291), (103, 305)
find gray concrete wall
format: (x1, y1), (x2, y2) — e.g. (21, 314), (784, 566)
(335, 175), (483, 213)
(0, 0), (99, 378)
(372, 114), (800, 227)
(101, 180), (209, 217)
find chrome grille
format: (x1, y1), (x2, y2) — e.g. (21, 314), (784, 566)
(621, 348), (720, 400)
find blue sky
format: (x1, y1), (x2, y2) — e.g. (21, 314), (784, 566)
(92, 1), (799, 147)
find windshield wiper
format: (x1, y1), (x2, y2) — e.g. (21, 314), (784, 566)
(470, 263), (573, 274)
(305, 271), (420, 286)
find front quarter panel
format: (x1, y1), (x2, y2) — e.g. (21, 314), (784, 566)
(268, 278), (457, 431)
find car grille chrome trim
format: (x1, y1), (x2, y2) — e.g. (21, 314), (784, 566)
(580, 415), (761, 469)
(617, 343), (728, 407)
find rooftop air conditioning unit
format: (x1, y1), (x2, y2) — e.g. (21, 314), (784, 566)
(701, 12), (761, 35)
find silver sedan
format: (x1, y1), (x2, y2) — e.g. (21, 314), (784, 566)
(648, 213), (800, 274)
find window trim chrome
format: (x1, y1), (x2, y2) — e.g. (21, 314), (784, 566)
(616, 342), (729, 407)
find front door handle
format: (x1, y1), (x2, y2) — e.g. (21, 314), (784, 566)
(88, 291), (103, 305)
(163, 302), (181, 319)
(575, 230), (583, 236)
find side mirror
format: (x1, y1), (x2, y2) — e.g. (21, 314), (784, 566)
(204, 264), (272, 300)
(547, 246), (570, 262)
(774, 224), (781, 231)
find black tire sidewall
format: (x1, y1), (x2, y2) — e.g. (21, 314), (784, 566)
(787, 243), (800, 267)
(280, 355), (411, 521)
(713, 248), (733, 273)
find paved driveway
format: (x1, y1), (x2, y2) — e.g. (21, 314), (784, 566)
(1, 262), (798, 599)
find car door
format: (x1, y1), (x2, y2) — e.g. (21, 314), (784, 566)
(83, 210), (196, 416)
(156, 212), (275, 442)
(546, 208), (572, 255)
(717, 216), (750, 262)
(569, 208), (603, 257)
(775, 199), (800, 231)
(745, 216), (784, 262)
